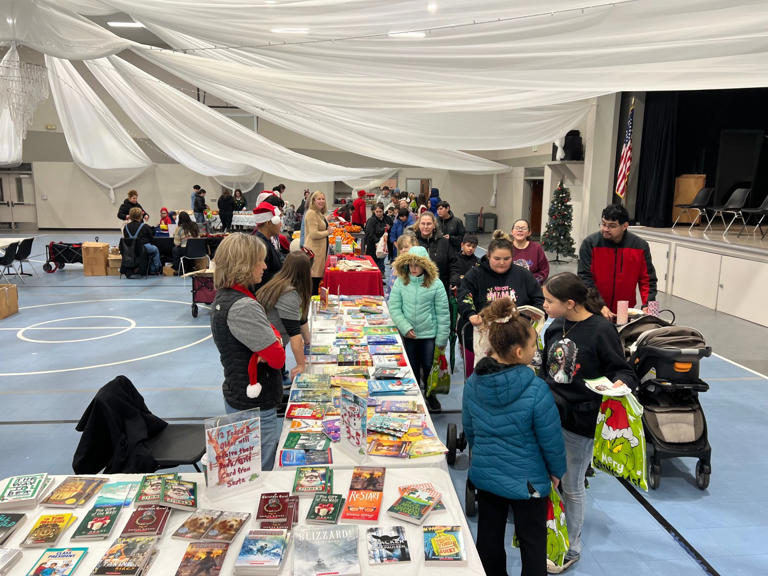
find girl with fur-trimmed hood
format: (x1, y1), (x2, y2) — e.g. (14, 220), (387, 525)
(388, 245), (450, 412)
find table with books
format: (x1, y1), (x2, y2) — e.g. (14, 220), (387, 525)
(322, 256), (384, 297)
(0, 467), (485, 576)
(275, 295), (449, 471)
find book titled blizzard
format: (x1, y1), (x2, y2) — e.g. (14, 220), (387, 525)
(293, 525), (360, 576)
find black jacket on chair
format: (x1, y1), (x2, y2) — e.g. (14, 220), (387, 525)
(73, 375), (168, 474)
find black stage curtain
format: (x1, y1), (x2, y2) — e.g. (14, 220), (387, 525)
(636, 93), (678, 227)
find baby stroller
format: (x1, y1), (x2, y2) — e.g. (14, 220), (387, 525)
(619, 314), (712, 490)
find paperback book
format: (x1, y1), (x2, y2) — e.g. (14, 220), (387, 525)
(293, 525), (360, 576)
(387, 486), (442, 524)
(21, 513), (76, 547)
(283, 432), (331, 452)
(71, 504), (121, 540)
(367, 414), (411, 437)
(121, 505), (171, 537)
(258, 496), (297, 530)
(366, 526), (411, 564)
(42, 476), (106, 508)
(340, 467), (385, 523)
(367, 438), (411, 458)
(294, 373), (331, 389)
(367, 379), (419, 396)
(366, 335), (399, 346)
(0, 474), (49, 510)
(292, 467), (333, 496)
(201, 511), (250, 543)
(26, 547), (87, 576)
(321, 417), (341, 442)
(371, 366), (409, 379)
(363, 326), (398, 336)
(305, 494), (344, 525)
(92, 535), (157, 576)
(0, 513), (25, 545)
(289, 419), (324, 433)
(159, 478), (197, 511)
(285, 403), (326, 420)
(397, 482), (446, 511)
(375, 400), (423, 414)
(367, 345), (402, 355)
(288, 389), (334, 403)
(372, 354), (408, 368)
(234, 529), (288, 575)
(94, 481), (138, 508)
(174, 541), (228, 576)
(134, 474), (178, 505)
(278, 449), (333, 467)
(0, 547), (21, 574)
(423, 525), (467, 565)
(172, 509), (221, 540)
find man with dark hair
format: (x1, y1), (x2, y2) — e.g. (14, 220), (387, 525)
(364, 202), (389, 274)
(193, 188), (208, 231)
(436, 200), (465, 254)
(191, 184), (201, 210)
(577, 203), (657, 319)
(252, 201), (284, 290)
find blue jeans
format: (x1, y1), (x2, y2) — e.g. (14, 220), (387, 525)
(561, 429), (594, 555)
(224, 404), (279, 471)
(143, 243), (161, 274)
(402, 337), (435, 389)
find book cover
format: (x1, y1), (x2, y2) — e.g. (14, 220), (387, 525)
(0, 547), (21, 573)
(293, 525), (360, 576)
(0, 513), (25, 545)
(367, 438), (411, 458)
(340, 387), (368, 456)
(71, 505), (121, 540)
(121, 505), (170, 537)
(201, 511), (250, 542)
(134, 474), (178, 505)
(423, 525), (467, 565)
(367, 345), (402, 355)
(367, 379), (419, 396)
(289, 419), (325, 433)
(363, 326), (398, 336)
(367, 414), (411, 437)
(305, 494), (344, 525)
(259, 495), (297, 530)
(294, 373), (331, 389)
(371, 366), (409, 379)
(283, 432), (332, 452)
(94, 481), (138, 508)
(309, 345), (337, 355)
(289, 389), (334, 403)
(92, 536), (156, 576)
(235, 529), (287, 571)
(307, 354), (337, 364)
(408, 438), (449, 458)
(292, 467), (333, 496)
(321, 417), (341, 442)
(367, 336), (399, 346)
(387, 487), (441, 524)
(375, 400), (423, 413)
(398, 482), (446, 511)
(174, 541), (228, 576)
(172, 509), (221, 540)
(0, 474), (47, 507)
(25, 547), (87, 576)
(371, 354), (408, 368)
(21, 513), (75, 547)
(159, 478), (197, 511)
(340, 490), (383, 523)
(42, 477), (106, 508)
(330, 375), (367, 388)
(366, 526), (411, 564)
(278, 449), (333, 467)
(256, 492), (290, 521)
(285, 403), (326, 420)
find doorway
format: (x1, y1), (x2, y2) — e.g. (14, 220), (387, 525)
(528, 179), (544, 237)
(0, 172), (37, 230)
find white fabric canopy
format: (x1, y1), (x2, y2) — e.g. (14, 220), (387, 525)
(85, 56), (393, 182)
(46, 56), (152, 202)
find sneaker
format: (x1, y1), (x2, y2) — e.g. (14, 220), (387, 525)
(425, 394), (442, 413)
(547, 551), (580, 574)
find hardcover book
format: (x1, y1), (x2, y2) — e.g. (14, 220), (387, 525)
(387, 486), (441, 524)
(283, 432), (331, 452)
(0, 474), (48, 509)
(42, 476), (106, 508)
(174, 541), (228, 576)
(305, 494), (344, 525)
(172, 509), (222, 540)
(134, 474), (178, 505)
(71, 505), (121, 540)
(92, 535), (157, 576)
(26, 547), (87, 576)
(121, 505), (171, 537)
(0, 513), (25, 545)
(160, 479), (197, 511)
(21, 513), (76, 547)
(366, 526), (411, 564)
(201, 511), (250, 542)
(292, 467), (333, 496)
(293, 525), (360, 576)
(278, 449), (333, 467)
(423, 525), (467, 565)
(234, 529), (287, 574)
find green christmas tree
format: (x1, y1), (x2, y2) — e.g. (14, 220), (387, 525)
(541, 181), (576, 262)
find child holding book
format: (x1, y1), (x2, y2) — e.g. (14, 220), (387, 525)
(542, 272), (637, 573)
(388, 245), (449, 412)
(463, 297), (566, 576)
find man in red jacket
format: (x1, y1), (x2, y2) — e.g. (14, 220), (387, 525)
(577, 204), (657, 320)
(351, 189), (368, 226)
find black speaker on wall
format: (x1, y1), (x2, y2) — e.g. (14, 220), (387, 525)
(714, 129), (767, 206)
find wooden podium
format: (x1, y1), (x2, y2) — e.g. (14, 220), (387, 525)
(673, 174), (707, 225)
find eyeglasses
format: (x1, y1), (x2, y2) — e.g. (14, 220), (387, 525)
(512, 226), (528, 231)
(601, 220), (621, 229)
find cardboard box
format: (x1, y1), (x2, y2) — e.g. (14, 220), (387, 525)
(82, 242), (109, 276)
(0, 284), (18, 319)
(106, 267), (120, 276)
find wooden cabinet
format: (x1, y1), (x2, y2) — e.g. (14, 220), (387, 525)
(672, 174), (706, 224)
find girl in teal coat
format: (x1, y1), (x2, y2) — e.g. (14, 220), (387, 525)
(463, 296), (566, 576)
(388, 246), (449, 411)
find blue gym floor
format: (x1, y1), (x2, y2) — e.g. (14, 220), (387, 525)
(1, 232), (765, 575)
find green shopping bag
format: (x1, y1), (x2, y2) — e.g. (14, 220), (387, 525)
(425, 347), (450, 396)
(512, 485), (569, 567)
(592, 393), (648, 491)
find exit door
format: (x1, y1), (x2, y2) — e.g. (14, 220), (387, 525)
(0, 173), (36, 230)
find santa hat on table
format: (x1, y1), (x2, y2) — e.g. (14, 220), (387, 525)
(253, 201), (282, 225)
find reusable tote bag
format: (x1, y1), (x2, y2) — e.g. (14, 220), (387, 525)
(513, 485), (569, 567)
(426, 347), (450, 396)
(593, 393), (648, 491)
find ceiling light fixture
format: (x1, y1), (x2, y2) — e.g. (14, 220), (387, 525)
(107, 21), (145, 28)
(270, 27), (309, 34)
(388, 31), (426, 38)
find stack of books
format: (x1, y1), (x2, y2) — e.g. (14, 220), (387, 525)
(92, 535), (157, 576)
(175, 542), (229, 576)
(0, 474), (51, 510)
(234, 529), (288, 575)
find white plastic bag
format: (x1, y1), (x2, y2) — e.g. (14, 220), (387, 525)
(375, 232), (388, 259)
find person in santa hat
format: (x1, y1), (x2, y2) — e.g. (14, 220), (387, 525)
(351, 189), (368, 226)
(252, 201), (284, 290)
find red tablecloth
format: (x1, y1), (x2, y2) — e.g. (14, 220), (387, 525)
(322, 255), (383, 296)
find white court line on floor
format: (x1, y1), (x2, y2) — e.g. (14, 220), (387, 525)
(0, 326), (210, 330)
(19, 297), (204, 310)
(0, 385), (219, 395)
(712, 352), (768, 380)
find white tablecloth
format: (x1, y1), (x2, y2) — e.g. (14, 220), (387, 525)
(0, 237), (31, 251)
(231, 212), (258, 228)
(2, 469), (485, 576)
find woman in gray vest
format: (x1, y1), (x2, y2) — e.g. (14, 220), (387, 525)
(210, 233), (286, 470)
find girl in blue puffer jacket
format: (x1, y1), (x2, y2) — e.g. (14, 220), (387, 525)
(388, 245), (449, 413)
(463, 297), (566, 576)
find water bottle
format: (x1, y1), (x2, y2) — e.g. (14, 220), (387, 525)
(335, 237), (342, 254)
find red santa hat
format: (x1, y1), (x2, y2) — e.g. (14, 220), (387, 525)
(253, 201), (282, 225)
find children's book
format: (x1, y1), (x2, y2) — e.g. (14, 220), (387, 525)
(293, 525), (360, 576)
(375, 400), (423, 413)
(372, 354), (408, 368)
(363, 326), (398, 336)
(172, 509), (222, 540)
(371, 366), (409, 379)
(256, 493), (290, 521)
(121, 505), (171, 537)
(294, 373), (331, 389)
(71, 504), (121, 540)
(309, 345), (338, 355)
(283, 432), (332, 452)
(234, 529), (288, 574)
(367, 378), (419, 396)
(330, 375), (368, 388)
(341, 467), (385, 523)
(387, 486), (442, 524)
(340, 387), (368, 457)
(278, 449), (333, 467)
(367, 438), (411, 458)
(518, 304), (547, 335)
(367, 414), (411, 437)
(367, 345), (402, 355)
(21, 513), (76, 547)
(201, 511), (250, 543)
(0, 547), (21, 574)
(289, 389), (334, 403)
(42, 476), (106, 508)
(0, 474), (48, 510)
(134, 473), (178, 505)
(0, 513), (25, 545)
(423, 525), (467, 565)
(366, 526), (411, 564)
(174, 541), (229, 576)
(367, 335), (399, 346)
(285, 403), (326, 420)
(94, 481), (138, 508)
(408, 437), (449, 458)
(305, 494), (344, 525)
(92, 535), (157, 576)
(321, 417), (341, 442)
(292, 467), (333, 497)
(337, 351), (373, 366)
(307, 354), (337, 364)
(26, 547), (87, 576)
(584, 376), (632, 397)
(160, 478), (197, 511)
(289, 419), (325, 433)
(397, 482), (446, 511)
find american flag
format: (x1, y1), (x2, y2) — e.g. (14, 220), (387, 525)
(615, 105), (634, 199)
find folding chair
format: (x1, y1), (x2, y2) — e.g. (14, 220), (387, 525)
(738, 194), (768, 239)
(180, 237), (211, 277)
(0, 242), (19, 283)
(12, 237), (34, 277)
(704, 187), (751, 235)
(672, 187), (714, 230)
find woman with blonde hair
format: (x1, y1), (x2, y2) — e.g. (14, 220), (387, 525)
(302, 190), (330, 294)
(210, 233), (286, 470)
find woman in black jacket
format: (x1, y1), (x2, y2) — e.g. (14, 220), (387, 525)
(217, 189), (235, 232)
(116, 190), (147, 223)
(412, 211), (459, 294)
(364, 202), (388, 273)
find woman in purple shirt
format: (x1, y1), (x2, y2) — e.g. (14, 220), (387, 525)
(511, 218), (549, 284)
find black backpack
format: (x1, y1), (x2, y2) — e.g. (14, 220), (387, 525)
(120, 223), (147, 278)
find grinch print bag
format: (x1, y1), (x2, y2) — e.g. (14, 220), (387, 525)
(512, 485), (569, 566)
(592, 393), (648, 491)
